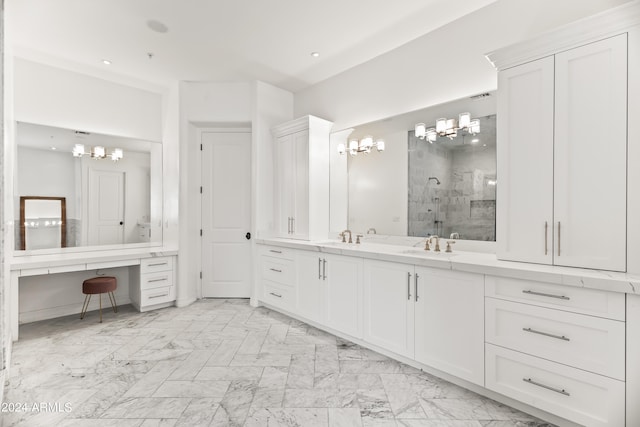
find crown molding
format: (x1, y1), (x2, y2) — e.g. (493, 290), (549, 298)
(486, 0), (640, 70)
(271, 115), (333, 137)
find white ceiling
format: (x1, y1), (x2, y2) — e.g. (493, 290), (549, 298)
(7, 0), (496, 92)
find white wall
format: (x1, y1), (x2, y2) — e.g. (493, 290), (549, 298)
(294, 0), (630, 131)
(13, 58), (163, 142)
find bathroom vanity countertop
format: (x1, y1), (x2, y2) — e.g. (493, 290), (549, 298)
(256, 238), (640, 295)
(10, 245), (178, 271)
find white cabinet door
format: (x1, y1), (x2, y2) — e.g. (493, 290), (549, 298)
(414, 267), (484, 386)
(554, 34), (627, 272)
(496, 56), (555, 264)
(275, 134), (294, 238)
(324, 254), (363, 339)
(363, 259), (414, 358)
(295, 250), (325, 323)
(292, 130), (310, 240)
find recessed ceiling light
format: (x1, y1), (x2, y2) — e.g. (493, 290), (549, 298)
(483, 144), (487, 147)
(102, 59), (112, 65)
(50, 146), (57, 150)
(147, 20), (169, 33)
(311, 52), (320, 58)
(471, 138), (479, 143)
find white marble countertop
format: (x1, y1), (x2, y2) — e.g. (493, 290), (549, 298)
(256, 238), (640, 295)
(10, 245), (179, 271)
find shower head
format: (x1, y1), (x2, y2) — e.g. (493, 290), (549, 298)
(428, 177), (441, 185)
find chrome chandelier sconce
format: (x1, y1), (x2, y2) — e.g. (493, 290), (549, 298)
(72, 144), (124, 161)
(415, 112), (480, 143)
(337, 135), (385, 156)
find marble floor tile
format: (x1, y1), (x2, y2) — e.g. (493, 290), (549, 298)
(4, 299), (553, 427)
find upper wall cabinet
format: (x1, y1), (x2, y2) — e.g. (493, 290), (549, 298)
(496, 34), (627, 272)
(272, 115), (333, 241)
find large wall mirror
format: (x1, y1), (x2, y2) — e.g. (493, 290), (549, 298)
(15, 122), (163, 253)
(334, 92), (497, 242)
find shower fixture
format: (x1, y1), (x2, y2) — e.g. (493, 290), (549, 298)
(428, 177), (441, 185)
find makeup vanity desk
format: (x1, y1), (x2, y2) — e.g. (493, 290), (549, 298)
(9, 246), (178, 341)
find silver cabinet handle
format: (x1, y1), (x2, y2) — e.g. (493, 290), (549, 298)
(148, 277), (168, 283)
(523, 327), (570, 341)
(318, 258), (322, 279)
(287, 217), (291, 234)
(269, 249), (282, 254)
(322, 259), (327, 280)
(407, 272), (412, 300)
(292, 217), (295, 234)
(522, 378), (570, 396)
(414, 273), (419, 302)
(522, 290), (570, 300)
(149, 293), (169, 299)
(269, 292), (282, 298)
(269, 268), (282, 273)
(544, 221), (548, 255)
(557, 221), (561, 256)
(148, 262), (168, 267)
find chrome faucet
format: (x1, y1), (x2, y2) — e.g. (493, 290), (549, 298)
(340, 229), (353, 243)
(367, 228), (377, 234)
(429, 235), (441, 252)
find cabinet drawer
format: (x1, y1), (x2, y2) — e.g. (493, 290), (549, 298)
(486, 298), (625, 380)
(486, 344), (625, 427)
(485, 275), (625, 320)
(141, 257), (173, 274)
(262, 281), (295, 312)
(141, 271), (174, 291)
(261, 256), (295, 286)
(259, 245), (295, 260)
(141, 285), (175, 306)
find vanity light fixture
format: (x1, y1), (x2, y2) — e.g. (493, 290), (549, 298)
(337, 135), (385, 156)
(415, 112), (480, 143)
(72, 143), (124, 161)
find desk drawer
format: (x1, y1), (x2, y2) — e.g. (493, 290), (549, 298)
(485, 275), (625, 320)
(141, 285), (175, 306)
(486, 344), (625, 427)
(262, 281), (295, 312)
(259, 245), (295, 260)
(261, 256), (295, 286)
(141, 271), (174, 291)
(141, 257), (173, 274)
(486, 298), (625, 380)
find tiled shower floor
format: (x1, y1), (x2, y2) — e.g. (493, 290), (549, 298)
(3, 299), (553, 426)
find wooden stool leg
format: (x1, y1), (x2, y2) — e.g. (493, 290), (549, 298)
(108, 291), (118, 313)
(80, 294), (91, 319)
(99, 293), (103, 323)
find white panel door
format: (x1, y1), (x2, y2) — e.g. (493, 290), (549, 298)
(414, 267), (484, 386)
(201, 131), (252, 297)
(88, 169), (124, 245)
(295, 250), (325, 323)
(496, 56), (555, 264)
(291, 130), (309, 239)
(324, 254), (363, 339)
(554, 35), (627, 271)
(275, 134), (294, 237)
(363, 259), (414, 358)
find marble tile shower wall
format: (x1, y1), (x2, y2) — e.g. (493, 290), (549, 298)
(409, 133), (496, 240)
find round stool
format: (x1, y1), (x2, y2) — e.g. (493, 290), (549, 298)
(80, 276), (118, 323)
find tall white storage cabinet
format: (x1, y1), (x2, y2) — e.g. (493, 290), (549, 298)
(496, 34), (628, 272)
(272, 116), (333, 241)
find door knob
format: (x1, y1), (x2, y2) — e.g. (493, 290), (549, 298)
(119, 221), (123, 225)
(245, 232), (251, 240)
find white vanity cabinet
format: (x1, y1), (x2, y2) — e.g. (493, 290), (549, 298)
(496, 34), (628, 272)
(272, 115), (333, 241)
(296, 251), (363, 338)
(129, 256), (177, 311)
(259, 246), (297, 312)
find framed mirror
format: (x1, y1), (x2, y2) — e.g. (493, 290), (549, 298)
(332, 92), (497, 242)
(20, 196), (66, 250)
(15, 122), (163, 253)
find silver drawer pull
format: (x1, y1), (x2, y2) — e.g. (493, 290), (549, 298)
(148, 277), (168, 283)
(522, 290), (570, 300)
(269, 250), (282, 254)
(269, 292), (282, 298)
(523, 327), (570, 342)
(269, 268), (282, 273)
(149, 293), (169, 299)
(148, 262), (168, 267)
(522, 378), (570, 396)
